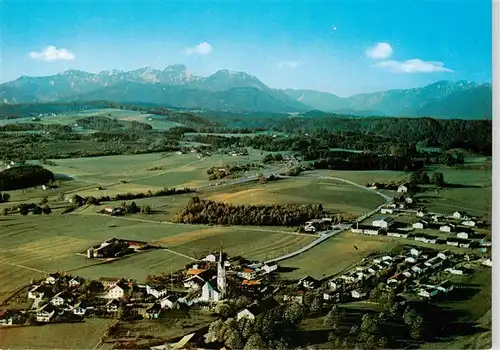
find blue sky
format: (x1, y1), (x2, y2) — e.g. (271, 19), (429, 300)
(1, 0), (492, 96)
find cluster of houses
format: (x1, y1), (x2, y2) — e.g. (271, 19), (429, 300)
(321, 246), (479, 303)
(84, 238), (151, 259)
(351, 208), (488, 250)
(304, 218), (333, 233)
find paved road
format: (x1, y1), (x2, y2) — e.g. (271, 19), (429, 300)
(264, 174), (393, 264)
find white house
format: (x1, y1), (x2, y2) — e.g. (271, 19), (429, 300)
(106, 299), (120, 313)
(183, 275), (206, 290)
(405, 197), (414, 204)
(447, 240), (459, 247)
(200, 282), (221, 302)
(50, 292), (71, 306)
(351, 227), (364, 234)
(397, 185), (409, 193)
(437, 251), (450, 260)
(387, 231), (409, 238)
(104, 283), (130, 300)
(405, 256), (417, 263)
(237, 268), (257, 280)
(364, 227), (381, 235)
(416, 209), (428, 218)
(28, 285), (45, 299)
(72, 302), (87, 316)
(445, 268), (464, 275)
(262, 264), (278, 274)
(44, 274), (59, 285)
(351, 290), (367, 299)
(457, 232), (469, 239)
(440, 224), (456, 233)
(146, 285), (168, 299)
(411, 264), (425, 274)
(412, 221), (428, 229)
(159, 296), (178, 310)
(381, 207), (395, 214)
(203, 254), (217, 262)
(68, 277), (84, 288)
(461, 220), (476, 227)
(36, 304), (56, 323)
(453, 211), (468, 220)
(372, 217), (394, 228)
(328, 280), (339, 291)
(482, 258), (492, 267)
(410, 248), (421, 257)
(0, 310), (14, 326)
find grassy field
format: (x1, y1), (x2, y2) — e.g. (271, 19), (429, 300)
(279, 232), (399, 280)
(204, 175), (386, 217)
(0, 318), (111, 349)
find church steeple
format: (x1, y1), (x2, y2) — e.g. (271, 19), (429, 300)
(217, 242), (226, 298)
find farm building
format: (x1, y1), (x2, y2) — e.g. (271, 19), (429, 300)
(440, 224), (456, 233)
(236, 297), (280, 321)
(461, 220), (477, 227)
(453, 211), (469, 220)
(416, 209), (428, 217)
(397, 185), (409, 193)
(380, 207), (395, 214)
(298, 276), (318, 289)
(412, 221), (428, 229)
(351, 290), (367, 299)
(387, 230), (410, 238)
(372, 217), (394, 228)
(414, 234), (437, 244)
(457, 232), (469, 239)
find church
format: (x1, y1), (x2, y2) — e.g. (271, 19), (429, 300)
(199, 249), (226, 302)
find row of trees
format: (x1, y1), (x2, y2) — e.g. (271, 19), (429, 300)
(173, 197), (325, 226)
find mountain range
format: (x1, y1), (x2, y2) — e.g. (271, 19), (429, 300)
(0, 64), (492, 118)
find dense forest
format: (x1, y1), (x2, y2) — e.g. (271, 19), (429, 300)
(173, 197), (325, 226)
(0, 165), (54, 191)
(75, 116), (153, 132)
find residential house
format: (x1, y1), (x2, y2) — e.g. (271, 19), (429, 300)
(37, 304), (56, 323)
(104, 282), (131, 300)
(459, 240), (471, 248)
(440, 224), (456, 233)
(236, 297), (280, 321)
(412, 221), (428, 229)
(437, 251), (451, 260)
(237, 267), (257, 280)
(72, 302), (87, 316)
(145, 303), (162, 319)
(402, 270), (412, 278)
(411, 264), (426, 275)
(461, 220), (477, 227)
(418, 288), (439, 299)
(363, 227), (382, 235)
(453, 211), (468, 220)
(445, 267), (464, 275)
(424, 256), (443, 269)
(405, 197), (414, 204)
(68, 276), (84, 288)
(410, 248), (421, 257)
(106, 299), (120, 313)
(0, 310), (14, 326)
(262, 263), (278, 274)
(372, 217), (394, 228)
(415, 234), (438, 244)
(457, 232), (469, 239)
(447, 239), (459, 247)
(381, 207), (395, 214)
(397, 185), (409, 193)
(387, 230), (409, 238)
(200, 281), (222, 302)
(146, 285), (168, 299)
(28, 285), (46, 299)
(282, 290), (306, 304)
(323, 292), (340, 302)
(405, 256), (417, 264)
(202, 254), (217, 262)
(328, 279), (340, 291)
(351, 290), (367, 299)
(298, 276), (318, 289)
(183, 275), (206, 290)
(99, 277), (122, 288)
(159, 296), (179, 310)
(45, 273), (60, 285)
(416, 209), (428, 218)
(387, 273), (406, 284)
(482, 258), (492, 267)
(51, 291), (72, 306)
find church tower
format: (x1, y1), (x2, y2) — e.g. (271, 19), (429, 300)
(216, 245), (226, 298)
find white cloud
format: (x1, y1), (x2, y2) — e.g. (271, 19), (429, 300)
(185, 42), (212, 56)
(29, 46), (75, 61)
(373, 59), (454, 73)
(365, 42), (393, 59)
(277, 60), (304, 69)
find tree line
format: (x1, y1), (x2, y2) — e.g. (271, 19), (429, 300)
(172, 197), (325, 226)
(0, 165), (54, 191)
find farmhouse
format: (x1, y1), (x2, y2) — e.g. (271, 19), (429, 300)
(104, 282), (131, 300)
(298, 276), (318, 289)
(145, 303), (162, 319)
(457, 232), (469, 239)
(416, 209), (428, 218)
(28, 285), (49, 299)
(146, 285), (168, 299)
(50, 291), (73, 306)
(99, 277), (122, 288)
(372, 217), (394, 228)
(106, 299), (120, 313)
(482, 258), (492, 267)
(412, 221), (428, 229)
(447, 238), (459, 247)
(237, 267), (257, 280)
(445, 267), (464, 275)
(397, 184), (409, 193)
(183, 275), (207, 290)
(453, 211), (469, 220)
(387, 230), (409, 238)
(461, 220), (477, 227)
(261, 263), (278, 274)
(414, 234), (438, 244)
(45, 273), (60, 285)
(236, 297), (280, 321)
(72, 302), (87, 316)
(69, 276), (84, 288)
(36, 304), (56, 323)
(380, 207), (396, 214)
(440, 224), (456, 233)
(351, 290), (367, 299)
(282, 290), (306, 304)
